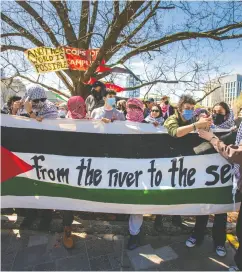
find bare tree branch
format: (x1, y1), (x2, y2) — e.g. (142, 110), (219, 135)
(50, 0), (77, 46)
(195, 86), (221, 103)
(1, 77), (22, 95)
(125, 79), (192, 91)
(113, 1), (119, 19)
(1, 45), (28, 52)
(130, 1), (153, 21)
(105, 1), (161, 62)
(143, 83), (156, 99)
(84, 1), (145, 81)
(1, 1), (242, 100)
(18, 74), (70, 98)
(86, 0), (98, 47)
(78, 0), (89, 49)
(1, 12), (44, 47)
(16, 0), (60, 47)
(116, 23), (242, 64)
(1, 32), (26, 38)
(55, 71), (73, 92)
(1, 55), (70, 98)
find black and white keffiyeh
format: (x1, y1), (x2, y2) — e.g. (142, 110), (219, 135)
(145, 115), (164, 125)
(23, 85), (57, 119)
(236, 122), (242, 145)
(215, 109), (235, 129)
(23, 85), (47, 100)
(234, 123), (242, 179)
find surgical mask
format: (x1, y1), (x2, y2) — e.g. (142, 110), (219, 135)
(58, 110), (67, 118)
(212, 113), (225, 125)
(164, 101), (169, 105)
(107, 97), (116, 107)
(182, 109), (194, 121)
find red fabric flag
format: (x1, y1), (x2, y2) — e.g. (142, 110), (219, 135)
(1, 146), (33, 182)
(83, 79), (124, 93)
(96, 65), (112, 73)
(105, 83), (125, 92)
(84, 77), (97, 85)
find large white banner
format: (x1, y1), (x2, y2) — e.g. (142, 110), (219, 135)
(1, 115), (240, 215)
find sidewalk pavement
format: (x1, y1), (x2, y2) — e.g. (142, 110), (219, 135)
(1, 216), (238, 271)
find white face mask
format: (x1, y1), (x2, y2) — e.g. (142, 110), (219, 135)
(58, 110), (67, 118)
(33, 101), (45, 109)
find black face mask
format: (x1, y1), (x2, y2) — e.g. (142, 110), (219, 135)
(213, 113), (225, 125)
(92, 89), (102, 101)
(164, 101), (169, 105)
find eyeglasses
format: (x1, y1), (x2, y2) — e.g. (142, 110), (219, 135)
(152, 110), (159, 113)
(32, 98), (47, 103)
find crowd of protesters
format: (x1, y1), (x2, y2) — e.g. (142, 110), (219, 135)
(1, 81), (242, 271)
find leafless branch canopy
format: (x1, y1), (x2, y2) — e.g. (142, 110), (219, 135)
(1, 0), (242, 99)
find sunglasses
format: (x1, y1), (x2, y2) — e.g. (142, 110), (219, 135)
(32, 98), (47, 103)
(152, 110), (159, 113)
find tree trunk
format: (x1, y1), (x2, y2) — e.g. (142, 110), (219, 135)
(68, 70), (91, 98)
(72, 79), (91, 99)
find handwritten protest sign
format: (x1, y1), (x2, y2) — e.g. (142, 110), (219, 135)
(25, 46), (112, 73)
(1, 115), (241, 214)
(25, 47), (68, 74)
(64, 47), (99, 71)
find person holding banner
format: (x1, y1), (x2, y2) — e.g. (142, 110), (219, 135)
(198, 125), (242, 271)
(126, 98), (168, 248)
(127, 98), (185, 249)
(172, 102), (234, 257)
(126, 98), (146, 249)
(15, 86), (58, 230)
(161, 95), (213, 232)
(164, 94), (212, 138)
(6, 95), (22, 115)
(62, 95), (87, 248)
(212, 102), (235, 129)
(145, 105), (164, 126)
(66, 96), (87, 120)
(13, 85), (58, 121)
(164, 95), (228, 257)
(126, 98), (145, 123)
(86, 81), (106, 117)
(91, 89), (125, 122)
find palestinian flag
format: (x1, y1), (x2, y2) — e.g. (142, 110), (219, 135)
(1, 115), (241, 214)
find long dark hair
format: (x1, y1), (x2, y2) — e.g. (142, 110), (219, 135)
(152, 105), (162, 118)
(177, 95), (196, 112)
(213, 102), (230, 116)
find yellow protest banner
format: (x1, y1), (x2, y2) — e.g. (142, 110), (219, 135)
(25, 47), (69, 74)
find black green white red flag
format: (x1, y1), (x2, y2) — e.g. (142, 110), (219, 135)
(1, 115), (241, 214)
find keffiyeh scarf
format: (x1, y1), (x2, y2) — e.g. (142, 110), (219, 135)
(67, 96), (86, 119)
(23, 85), (57, 119)
(23, 85), (47, 100)
(37, 100), (58, 119)
(126, 98), (144, 123)
(234, 123), (242, 179)
(215, 109), (235, 129)
(145, 115), (164, 125)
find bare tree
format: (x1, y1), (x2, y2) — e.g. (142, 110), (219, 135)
(1, 0), (242, 98)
